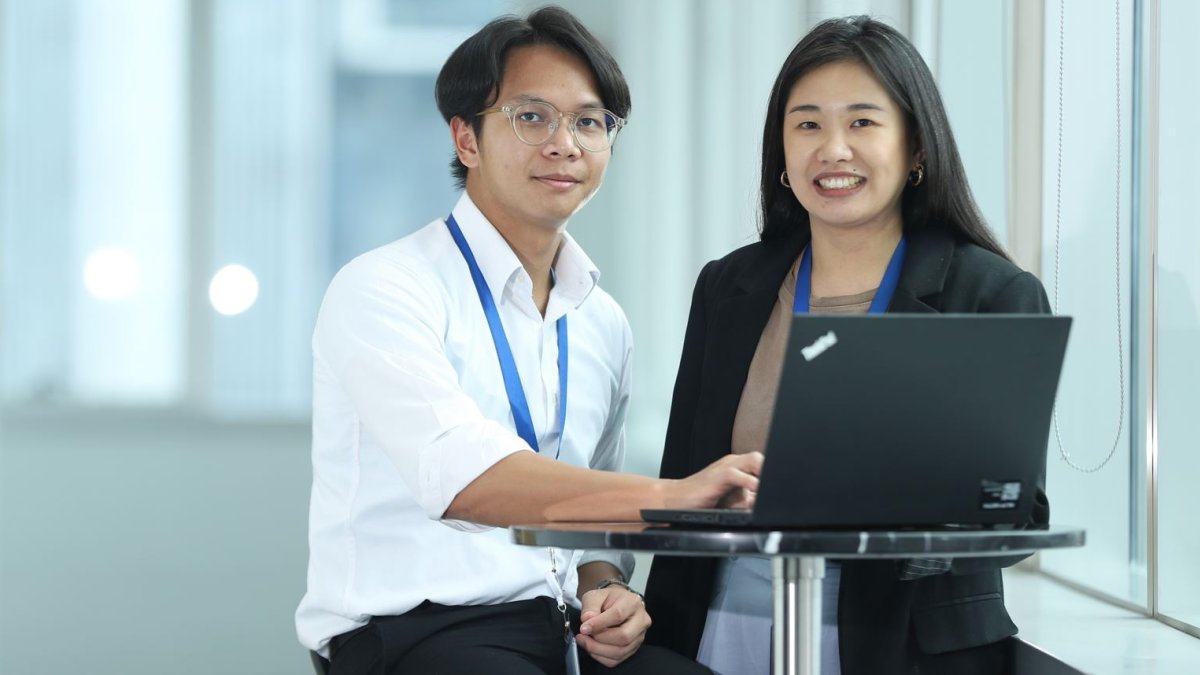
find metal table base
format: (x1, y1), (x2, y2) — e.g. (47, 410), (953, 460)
(774, 556), (824, 675)
(511, 523), (1085, 675)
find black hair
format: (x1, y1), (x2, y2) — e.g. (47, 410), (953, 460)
(435, 5), (631, 189)
(758, 15), (1008, 260)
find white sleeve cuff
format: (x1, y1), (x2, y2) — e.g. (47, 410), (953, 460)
(579, 551), (635, 582)
(418, 420), (533, 525)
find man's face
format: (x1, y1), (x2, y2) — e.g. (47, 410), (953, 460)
(455, 44), (611, 234)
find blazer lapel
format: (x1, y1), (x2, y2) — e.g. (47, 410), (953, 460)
(889, 228), (956, 314)
(690, 233), (806, 470)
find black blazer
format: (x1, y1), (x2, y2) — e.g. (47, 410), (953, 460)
(643, 226), (1052, 675)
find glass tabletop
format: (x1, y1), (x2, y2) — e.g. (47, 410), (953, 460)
(510, 522), (1086, 559)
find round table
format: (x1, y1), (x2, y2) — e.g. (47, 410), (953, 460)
(512, 523), (1085, 675)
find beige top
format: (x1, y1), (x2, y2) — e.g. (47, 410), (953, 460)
(730, 251), (875, 455)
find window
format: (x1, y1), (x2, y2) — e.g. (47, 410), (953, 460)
(0, 1), (188, 407)
(1154, 0), (1200, 633)
(0, 0), (513, 419)
(1036, 0), (1142, 606)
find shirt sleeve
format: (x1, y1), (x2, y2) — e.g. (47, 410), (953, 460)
(578, 316), (636, 580)
(314, 253), (532, 530)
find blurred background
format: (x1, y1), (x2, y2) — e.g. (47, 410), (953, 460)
(0, 0), (1196, 673)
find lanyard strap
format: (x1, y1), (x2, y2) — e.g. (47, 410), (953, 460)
(793, 235), (908, 314)
(445, 214), (567, 458)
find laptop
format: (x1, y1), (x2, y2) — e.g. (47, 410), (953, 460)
(641, 314), (1071, 529)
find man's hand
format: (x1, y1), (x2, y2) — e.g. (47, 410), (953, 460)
(667, 451), (763, 510)
(576, 585), (650, 668)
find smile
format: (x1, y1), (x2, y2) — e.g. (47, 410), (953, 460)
(815, 176), (865, 190)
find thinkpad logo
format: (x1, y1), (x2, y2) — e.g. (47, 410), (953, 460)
(801, 330), (838, 361)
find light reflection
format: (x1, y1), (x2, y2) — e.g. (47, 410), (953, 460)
(209, 264), (259, 316)
(83, 247), (141, 300)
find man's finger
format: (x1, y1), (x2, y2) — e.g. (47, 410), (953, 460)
(577, 633), (638, 665)
(579, 593), (605, 620)
(582, 607), (649, 647)
(578, 598), (633, 634)
(727, 488), (758, 509)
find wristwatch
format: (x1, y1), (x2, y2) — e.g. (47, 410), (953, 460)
(594, 577), (645, 603)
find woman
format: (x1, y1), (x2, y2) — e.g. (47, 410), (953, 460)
(643, 16), (1050, 675)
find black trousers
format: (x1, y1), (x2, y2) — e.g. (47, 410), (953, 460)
(329, 597), (714, 675)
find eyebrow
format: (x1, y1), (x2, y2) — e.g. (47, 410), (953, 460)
(787, 102), (887, 114)
(511, 94), (607, 110)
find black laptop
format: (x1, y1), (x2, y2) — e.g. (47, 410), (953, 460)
(641, 314), (1071, 529)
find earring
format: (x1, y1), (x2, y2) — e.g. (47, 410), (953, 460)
(908, 164), (925, 187)
(780, 171), (792, 188)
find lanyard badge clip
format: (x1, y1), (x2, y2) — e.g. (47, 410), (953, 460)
(545, 547), (582, 674)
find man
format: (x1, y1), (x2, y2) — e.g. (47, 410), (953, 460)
(296, 7), (761, 674)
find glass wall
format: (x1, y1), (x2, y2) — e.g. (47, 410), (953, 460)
(0, 0), (188, 407)
(1037, 0), (1143, 606)
(1155, 0), (1200, 633)
(1033, 0), (1200, 639)
(0, 0), (512, 419)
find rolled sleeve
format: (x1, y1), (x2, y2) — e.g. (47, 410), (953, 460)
(316, 253), (532, 525)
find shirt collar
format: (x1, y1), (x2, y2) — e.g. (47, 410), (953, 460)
(448, 192), (600, 316)
(551, 230), (601, 311)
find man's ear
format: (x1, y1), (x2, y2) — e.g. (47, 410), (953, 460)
(451, 116), (480, 170)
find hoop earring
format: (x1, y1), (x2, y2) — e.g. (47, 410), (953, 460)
(780, 171), (792, 188)
(908, 164), (925, 187)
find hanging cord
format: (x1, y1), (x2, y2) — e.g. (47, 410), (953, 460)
(1052, 0), (1126, 473)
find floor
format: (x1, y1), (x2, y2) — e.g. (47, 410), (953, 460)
(1004, 567), (1200, 674)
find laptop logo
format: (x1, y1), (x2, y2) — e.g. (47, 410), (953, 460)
(979, 479), (1023, 510)
(801, 331), (838, 361)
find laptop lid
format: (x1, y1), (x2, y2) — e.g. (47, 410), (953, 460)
(745, 314), (1070, 528)
(643, 314), (1070, 529)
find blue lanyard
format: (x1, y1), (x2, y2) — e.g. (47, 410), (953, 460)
(793, 236), (908, 314)
(445, 214), (567, 458)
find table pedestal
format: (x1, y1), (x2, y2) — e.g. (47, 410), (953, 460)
(509, 523), (1085, 675)
(773, 556), (826, 675)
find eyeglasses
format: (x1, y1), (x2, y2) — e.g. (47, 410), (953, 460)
(477, 101), (626, 153)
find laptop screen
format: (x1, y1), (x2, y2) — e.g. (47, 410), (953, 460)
(646, 315), (1070, 530)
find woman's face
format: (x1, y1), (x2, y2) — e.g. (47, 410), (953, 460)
(781, 59), (917, 236)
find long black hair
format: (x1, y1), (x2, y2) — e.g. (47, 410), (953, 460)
(759, 15), (1008, 260)
(435, 6), (631, 189)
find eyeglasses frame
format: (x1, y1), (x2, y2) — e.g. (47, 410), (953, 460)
(475, 101), (626, 153)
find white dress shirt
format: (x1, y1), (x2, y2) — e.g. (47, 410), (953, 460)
(296, 193), (635, 657)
